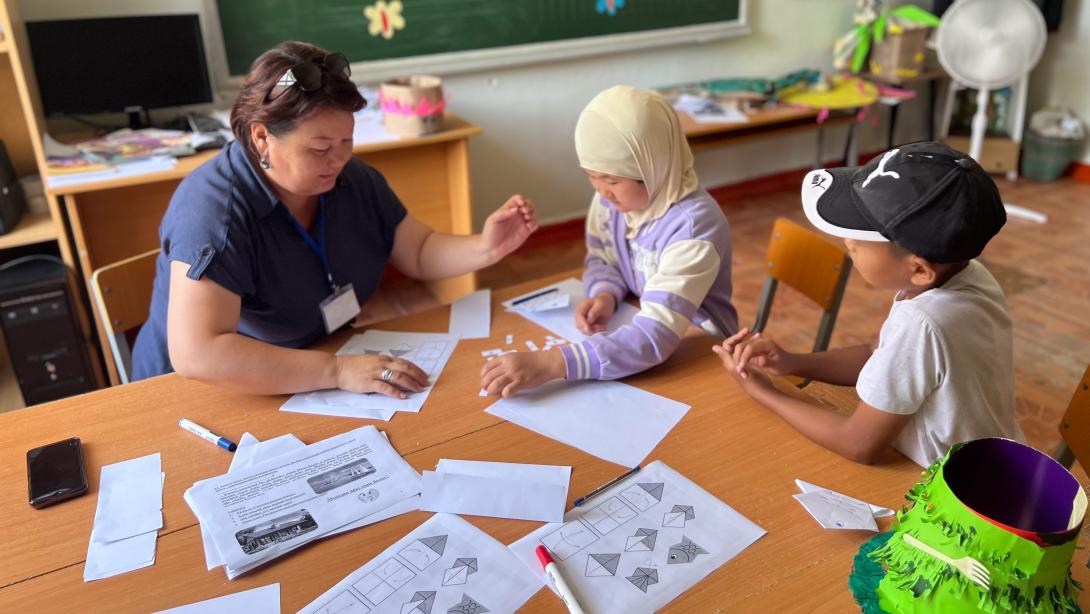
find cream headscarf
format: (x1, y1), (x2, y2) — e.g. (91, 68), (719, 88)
(574, 85), (699, 238)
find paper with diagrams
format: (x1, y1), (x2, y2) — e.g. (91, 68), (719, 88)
(508, 461), (765, 613)
(298, 513), (541, 614)
(281, 330), (458, 418)
(185, 426), (421, 573)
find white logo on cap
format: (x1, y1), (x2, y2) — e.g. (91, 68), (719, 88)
(861, 148), (901, 188)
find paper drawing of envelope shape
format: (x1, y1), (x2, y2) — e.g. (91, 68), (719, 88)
(626, 567), (659, 593)
(401, 591), (436, 614)
(442, 558), (478, 586)
(625, 528), (658, 552)
(662, 504), (695, 528)
(584, 553), (621, 577)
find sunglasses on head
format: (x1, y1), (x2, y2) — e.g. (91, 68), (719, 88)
(267, 52), (351, 102)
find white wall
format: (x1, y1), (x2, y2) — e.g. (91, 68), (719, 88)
(23, 0), (928, 226)
(1029, 0), (1090, 164)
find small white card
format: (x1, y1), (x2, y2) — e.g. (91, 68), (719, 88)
(421, 460), (571, 522)
(320, 283), (360, 334)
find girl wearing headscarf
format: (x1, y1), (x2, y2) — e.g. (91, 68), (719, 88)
(481, 85), (738, 397)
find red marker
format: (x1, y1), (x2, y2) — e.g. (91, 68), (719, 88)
(536, 545), (587, 614)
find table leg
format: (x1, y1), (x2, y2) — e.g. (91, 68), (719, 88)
(888, 103), (900, 148)
(928, 79), (938, 141)
(843, 115), (858, 166)
(815, 126), (824, 169)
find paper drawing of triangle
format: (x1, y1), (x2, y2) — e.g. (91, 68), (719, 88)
(420, 535), (448, 556)
(388, 344), (413, 358)
(453, 557), (478, 574)
(362, 348), (383, 355)
(662, 511), (686, 528)
(447, 593), (489, 614)
(401, 591), (436, 614)
(638, 482), (664, 502)
(585, 553), (620, 577)
(625, 528), (658, 552)
(442, 565), (469, 586)
(670, 505), (695, 520)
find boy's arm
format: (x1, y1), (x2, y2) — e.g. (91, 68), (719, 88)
(716, 345), (909, 464)
(789, 344), (874, 386)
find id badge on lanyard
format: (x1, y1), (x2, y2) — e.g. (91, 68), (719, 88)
(291, 196), (361, 334)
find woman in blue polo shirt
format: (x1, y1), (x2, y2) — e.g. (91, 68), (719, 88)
(130, 41), (538, 397)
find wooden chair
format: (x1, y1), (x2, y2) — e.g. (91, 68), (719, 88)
(90, 249), (159, 385)
(751, 218), (853, 387)
(1055, 365), (1090, 469)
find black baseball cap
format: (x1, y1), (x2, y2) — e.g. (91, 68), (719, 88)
(801, 142), (1005, 263)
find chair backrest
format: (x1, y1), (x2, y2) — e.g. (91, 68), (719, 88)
(90, 249), (159, 385)
(752, 217), (852, 355)
(1056, 365), (1090, 469)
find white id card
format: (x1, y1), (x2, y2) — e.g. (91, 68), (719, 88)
(320, 283), (360, 334)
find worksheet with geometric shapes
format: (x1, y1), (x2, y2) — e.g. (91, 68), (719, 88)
(509, 461), (766, 614)
(299, 513), (541, 614)
(281, 330), (458, 416)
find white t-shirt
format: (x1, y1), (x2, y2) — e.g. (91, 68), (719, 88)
(856, 260), (1025, 468)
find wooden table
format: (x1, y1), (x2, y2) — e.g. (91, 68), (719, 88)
(47, 115), (481, 385)
(1, 272), (1087, 612)
(678, 105), (857, 168)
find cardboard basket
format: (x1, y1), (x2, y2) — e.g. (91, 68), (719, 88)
(869, 27), (930, 82)
(379, 75), (445, 136)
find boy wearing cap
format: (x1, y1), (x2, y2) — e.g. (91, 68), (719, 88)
(714, 142), (1025, 467)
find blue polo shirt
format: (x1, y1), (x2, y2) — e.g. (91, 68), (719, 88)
(131, 140), (407, 380)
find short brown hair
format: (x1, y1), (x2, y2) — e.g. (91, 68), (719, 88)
(230, 41), (364, 159)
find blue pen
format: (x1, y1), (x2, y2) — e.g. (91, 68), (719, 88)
(573, 466), (641, 507)
(178, 418), (237, 452)
(511, 287), (560, 306)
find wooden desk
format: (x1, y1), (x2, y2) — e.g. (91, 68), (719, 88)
(47, 116), (481, 385)
(1, 273), (1087, 612)
(678, 105), (857, 168)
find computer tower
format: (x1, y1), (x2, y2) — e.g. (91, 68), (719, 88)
(0, 140), (27, 235)
(0, 257), (96, 405)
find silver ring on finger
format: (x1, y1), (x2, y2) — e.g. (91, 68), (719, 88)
(381, 367), (393, 383)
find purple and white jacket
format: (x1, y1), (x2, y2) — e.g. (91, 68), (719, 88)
(560, 188), (739, 381)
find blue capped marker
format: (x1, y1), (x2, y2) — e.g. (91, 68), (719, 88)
(178, 418), (237, 452)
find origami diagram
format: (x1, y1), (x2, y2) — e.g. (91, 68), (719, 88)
(662, 505), (695, 528)
(400, 591), (436, 614)
(584, 553), (621, 577)
(399, 535), (447, 571)
(667, 536), (708, 564)
(621, 482), (665, 512)
(626, 567), (659, 593)
(446, 593), (490, 614)
(624, 528), (658, 552)
(442, 558), (478, 586)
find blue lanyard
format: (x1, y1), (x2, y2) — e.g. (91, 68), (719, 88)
(288, 195), (337, 292)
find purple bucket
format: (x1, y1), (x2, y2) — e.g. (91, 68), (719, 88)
(943, 438), (1084, 545)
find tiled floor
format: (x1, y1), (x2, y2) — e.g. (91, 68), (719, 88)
(361, 177), (1090, 455)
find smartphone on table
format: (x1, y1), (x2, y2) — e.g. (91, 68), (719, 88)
(27, 437), (88, 508)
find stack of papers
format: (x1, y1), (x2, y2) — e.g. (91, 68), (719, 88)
(503, 278), (640, 343)
(152, 584), (280, 614)
(84, 453), (164, 581)
(792, 479), (892, 532)
(421, 459), (571, 522)
(183, 426), (422, 579)
(281, 330), (459, 420)
(486, 380), (690, 467)
(299, 513), (540, 614)
(509, 461), (765, 614)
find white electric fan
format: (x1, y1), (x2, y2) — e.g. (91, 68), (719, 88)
(936, 0), (1046, 196)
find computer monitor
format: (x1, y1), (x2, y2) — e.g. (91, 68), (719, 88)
(27, 14), (214, 128)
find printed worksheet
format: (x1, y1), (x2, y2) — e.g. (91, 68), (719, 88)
(509, 461), (765, 614)
(299, 513), (541, 614)
(281, 330), (458, 417)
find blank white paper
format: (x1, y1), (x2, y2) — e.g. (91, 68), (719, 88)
(485, 380), (690, 467)
(83, 529), (157, 582)
(152, 584), (280, 614)
(449, 289), (491, 339)
(421, 464), (569, 523)
(92, 453), (163, 543)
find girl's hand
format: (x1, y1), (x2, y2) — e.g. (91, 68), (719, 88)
(575, 292), (616, 334)
(333, 354), (430, 398)
(713, 342), (776, 396)
(718, 327), (797, 379)
(480, 351), (565, 397)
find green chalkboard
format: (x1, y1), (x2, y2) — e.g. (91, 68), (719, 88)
(217, 0), (742, 76)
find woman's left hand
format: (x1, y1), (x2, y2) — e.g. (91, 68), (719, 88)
(480, 194), (539, 262)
